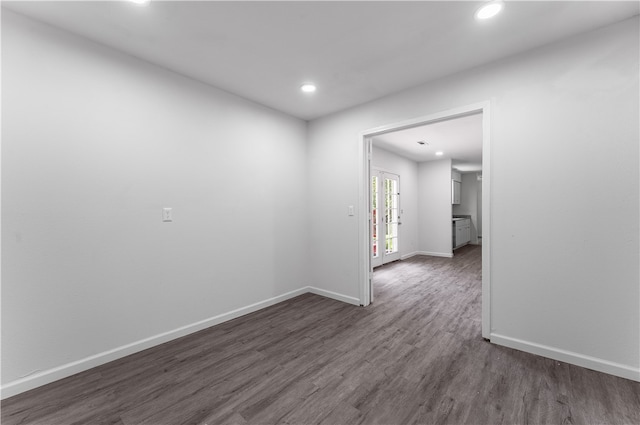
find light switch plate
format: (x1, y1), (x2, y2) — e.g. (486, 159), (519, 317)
(162, 208), (173, 222)
(348, 205), (354, 216)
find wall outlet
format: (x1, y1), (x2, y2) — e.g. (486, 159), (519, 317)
(162, 208), (173, 222)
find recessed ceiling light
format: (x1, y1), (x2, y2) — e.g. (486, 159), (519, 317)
(475, 1), (503, 20)
(130, 0), (150, 5)
(435, 151), (444, 156)
(300, 84), (317, 93)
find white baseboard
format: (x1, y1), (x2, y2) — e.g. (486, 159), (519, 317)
(307, 286), (361, 306)
(400, 251), (419, 260)
(491, 333), (640, 382)
(415, 251), (454, 258)
(5, 294), (638, 400)
(1, 286), (321, 400)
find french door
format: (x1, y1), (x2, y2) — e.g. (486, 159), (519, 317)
(371, 170), (400, 268)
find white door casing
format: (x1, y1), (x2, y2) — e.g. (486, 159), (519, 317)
(358, 101), (491, 341)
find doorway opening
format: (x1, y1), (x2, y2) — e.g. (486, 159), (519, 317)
(358, 101), (491, 339)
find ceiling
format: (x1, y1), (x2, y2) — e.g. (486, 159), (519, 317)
(373, 113), (483, 172)
(3, 1), (638, 121)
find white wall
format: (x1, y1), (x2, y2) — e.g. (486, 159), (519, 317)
(371, 146), (419, 258)
(2, 11), (309, 394)
(308, 17), (639, 380)
(418, 159), (453, 256)
(372, 147), (458, 258)
(453, 172), (480, 244)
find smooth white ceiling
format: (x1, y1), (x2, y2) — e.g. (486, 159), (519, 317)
(3, 1), (638, 121)
(373, 113), (483, 172)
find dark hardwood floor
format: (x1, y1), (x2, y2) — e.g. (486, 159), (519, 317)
(3, 245), (639, 424)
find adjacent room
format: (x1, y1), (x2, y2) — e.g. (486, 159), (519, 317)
(2, 1), (639, 423)
(370, 111), (484, 263)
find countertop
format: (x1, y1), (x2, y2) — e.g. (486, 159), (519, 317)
(452, 216), (471, 222)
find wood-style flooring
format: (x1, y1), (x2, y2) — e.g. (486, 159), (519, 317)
(3, 245), (639, 424)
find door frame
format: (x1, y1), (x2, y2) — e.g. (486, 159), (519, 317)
(358, 101), (492, 339)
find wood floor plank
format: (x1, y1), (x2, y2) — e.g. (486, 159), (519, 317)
(3, 245), (639, 424)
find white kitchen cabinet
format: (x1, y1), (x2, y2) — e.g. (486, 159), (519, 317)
(455, 224), (464, 246)
(463, 221), (470, 243)
(452, 180), (461, 205)
(453, 218), (470, 249)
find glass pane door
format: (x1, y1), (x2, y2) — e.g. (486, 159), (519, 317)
(384, 177), (399, 256)
(372, 175), (379, 263)
(371, 170), (400, 267)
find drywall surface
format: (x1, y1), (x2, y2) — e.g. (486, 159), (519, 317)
(308, 17), (639, 376)
(2, 11), (308, 388)
(418, 160), (453, 256)
(371, 146), (419, 258)
(453, 173), (480, 244)
(477, 178), (483, 238)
